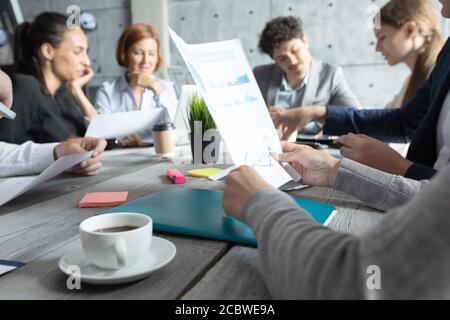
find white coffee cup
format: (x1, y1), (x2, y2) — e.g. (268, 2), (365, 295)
(80, 213), (152, 270)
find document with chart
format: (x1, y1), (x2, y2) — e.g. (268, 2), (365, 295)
(169, 28), (300, 188)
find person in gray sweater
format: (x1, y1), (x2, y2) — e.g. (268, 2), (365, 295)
(222, 142), (449, 299)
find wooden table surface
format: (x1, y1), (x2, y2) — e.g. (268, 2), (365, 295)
(0, 145), (384, 300)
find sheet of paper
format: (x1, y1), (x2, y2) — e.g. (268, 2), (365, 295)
(209, 166), (236, 182)
(0, 260), (25, 276)
(85, 109), (163, 139)
(169, 28), (299, 188)
(0, 151), (92, 206)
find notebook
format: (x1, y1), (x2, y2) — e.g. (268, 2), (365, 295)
(97, 188), (337, 247)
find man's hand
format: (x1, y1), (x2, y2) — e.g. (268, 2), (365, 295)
(222, 166), (273, 221)
(276, 142), (341, 187)
(337, 134), (413, 175)
(54, 137), (107, 176)
(269, 107), (302, 140)
(269, 106), (326, 141)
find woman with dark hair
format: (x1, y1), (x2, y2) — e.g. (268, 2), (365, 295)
(0, 12), (98, 144)
(95, 23), (178, 147)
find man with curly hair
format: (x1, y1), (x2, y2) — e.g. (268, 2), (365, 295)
(254, 16), (360, 135)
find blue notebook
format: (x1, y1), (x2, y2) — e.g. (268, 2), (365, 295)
(97, 188), (337, 247)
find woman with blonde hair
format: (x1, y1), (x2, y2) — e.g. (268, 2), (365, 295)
(374, 0), (444, 154)
(376, 0), (444, 108)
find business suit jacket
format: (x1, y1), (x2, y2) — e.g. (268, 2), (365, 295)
(323, 38), (450, 181)
(253, 58), (361, 109)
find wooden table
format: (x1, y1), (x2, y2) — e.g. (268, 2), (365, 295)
(0, 145), (384, 300)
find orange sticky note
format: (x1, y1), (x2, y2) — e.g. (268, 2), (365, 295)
(78, 192), (129, 208)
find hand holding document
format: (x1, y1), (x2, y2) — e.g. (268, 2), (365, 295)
(85, 109), (163, 139)
(168, 28), (301, 188)
(0, 151), (92, 206)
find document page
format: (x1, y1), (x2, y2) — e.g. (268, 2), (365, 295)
(85, 109), (163, 139)
(169, 28), (300, 187)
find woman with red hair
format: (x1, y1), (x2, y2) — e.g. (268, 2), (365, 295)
(95, 24), (178, 147)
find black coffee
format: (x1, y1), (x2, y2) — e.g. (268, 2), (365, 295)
(95, 225), (139, 233)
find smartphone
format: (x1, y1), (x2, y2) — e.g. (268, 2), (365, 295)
(0, 102), (15, 120)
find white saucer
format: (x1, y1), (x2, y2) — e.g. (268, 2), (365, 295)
(59, 237), (176, 285)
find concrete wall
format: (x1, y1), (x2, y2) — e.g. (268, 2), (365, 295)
(168, 0), (449, 108)
(8, 0), (450, 108)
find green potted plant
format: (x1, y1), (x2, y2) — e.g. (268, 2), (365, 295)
(188, 93), (220, 164)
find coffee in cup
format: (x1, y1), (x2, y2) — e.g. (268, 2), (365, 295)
(80, 213), (152, 270)
(152, 122), (176, 155)
(95, 226), (139, 233)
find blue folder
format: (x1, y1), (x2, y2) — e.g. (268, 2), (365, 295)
(97, 188), (336, 247)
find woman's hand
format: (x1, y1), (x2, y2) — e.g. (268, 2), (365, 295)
(276, 142), (341, 187)
(54, 137), (107, 176)
(128, 73), (163, 96)
(65, 67), (95, 92)
(64, 67), (97, 120)
(222, 166), (273, 221)
(117, 134), (141, 148)
(337, 134), (413, 175)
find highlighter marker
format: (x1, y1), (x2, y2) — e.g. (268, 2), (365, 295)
(167, 169), (186, 184)
(0, 102), (16, 120)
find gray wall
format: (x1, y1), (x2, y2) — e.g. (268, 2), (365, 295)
(7, 0), (450, 108)
(168, 0), (449, 108)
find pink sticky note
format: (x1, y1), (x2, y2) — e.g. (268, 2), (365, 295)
(78, 192), (129, 208)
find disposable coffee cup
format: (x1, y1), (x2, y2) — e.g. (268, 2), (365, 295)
(80, 213), (153, 270)
(153, 122), (176, 155)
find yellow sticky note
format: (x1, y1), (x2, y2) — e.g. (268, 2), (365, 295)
(187, 168), (223, 179)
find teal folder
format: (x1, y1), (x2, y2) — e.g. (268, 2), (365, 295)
(97, 188), (337, 247)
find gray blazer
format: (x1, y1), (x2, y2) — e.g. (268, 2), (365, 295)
(253, 58), (361, 108)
